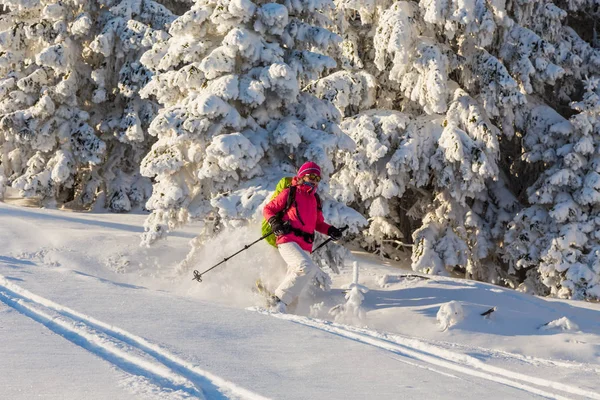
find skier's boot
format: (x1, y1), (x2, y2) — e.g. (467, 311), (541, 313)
(268, 296), (287, 313)
(255, 279), (287, 313)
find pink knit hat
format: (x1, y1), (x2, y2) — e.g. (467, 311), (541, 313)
(297, 161), (321, 178)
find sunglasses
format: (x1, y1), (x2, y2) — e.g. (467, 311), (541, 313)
(303, 173), (321, 183)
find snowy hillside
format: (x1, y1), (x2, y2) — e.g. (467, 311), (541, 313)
(1, 201), (600, 399)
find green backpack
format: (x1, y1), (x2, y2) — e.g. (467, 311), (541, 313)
(261, 177), (321, 247)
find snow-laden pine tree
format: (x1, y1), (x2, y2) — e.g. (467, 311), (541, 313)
(138, 0), (364, 246)
(86, 0), (176, 211)
(319, 1), (518, 279)
(317, 0), (598, 291)
(497, 1), (600, 299)
(326, 83), (518, 281)
(0, 0), (106, 205)
(504, 79), (600, 300)
(0, 0), (176, 209)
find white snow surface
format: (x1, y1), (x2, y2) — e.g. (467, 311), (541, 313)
(1, 201), (600, 399)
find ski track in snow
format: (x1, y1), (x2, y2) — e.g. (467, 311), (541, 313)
(0, 276), (270, 400)
(250, 308), (600, 400)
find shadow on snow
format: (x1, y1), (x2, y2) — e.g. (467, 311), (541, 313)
(361, 278), (600, 337)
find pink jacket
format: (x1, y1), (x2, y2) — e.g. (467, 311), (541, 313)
(263, 177), (331, 252)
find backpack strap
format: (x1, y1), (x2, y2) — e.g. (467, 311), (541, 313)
(315, 193), (322, 211)
(285, 186), (297, 214)
(276, 186), (297, 219)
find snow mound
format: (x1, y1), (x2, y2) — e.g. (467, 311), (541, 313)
(437, 301), (465, 331)
(540, 317), (580, 332)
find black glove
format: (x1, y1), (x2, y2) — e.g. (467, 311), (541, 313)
(328, 226), (343, 240)
(269, 217), (290, 236)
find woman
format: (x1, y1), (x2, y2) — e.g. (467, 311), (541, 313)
(263, 161), (343, 312)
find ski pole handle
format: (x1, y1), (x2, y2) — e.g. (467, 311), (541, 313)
(312, 225), (349, 253)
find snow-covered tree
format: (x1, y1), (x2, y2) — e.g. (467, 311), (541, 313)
(138, 0), (362, 246)
(0, 0), (106, 206)
(0, 119), (6, 199)
(0, 0), (176, 209)
(505, 78), (600, 300)
(328, 109), (428, 255)
(326, 83), (516, 278)
(86, 0), (176, 211)
(322, 0), (600, 298)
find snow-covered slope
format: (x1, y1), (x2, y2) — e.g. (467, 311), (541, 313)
(1, 202), (599, 399)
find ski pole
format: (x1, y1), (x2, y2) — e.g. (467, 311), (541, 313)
(193, 231), (274, 282)
(312, 225), (349, 253)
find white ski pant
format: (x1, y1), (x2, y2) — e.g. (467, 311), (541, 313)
(274, 242), (318, 306)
